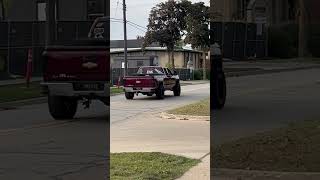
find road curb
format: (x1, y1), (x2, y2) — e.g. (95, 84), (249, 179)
(0, 97), (47, 108)
(226, 65), (320, 78)
(160, 112), (210, 122)
(212, 168), (320, 180)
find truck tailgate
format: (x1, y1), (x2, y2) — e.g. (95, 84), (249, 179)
(124, 76), (156, 87)
(43, 47), (109, 82)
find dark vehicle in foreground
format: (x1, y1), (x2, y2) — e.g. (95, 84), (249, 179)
(123, 66), (181, 100)
(41, 17), (109, 120)
(211, 43), (226, 109)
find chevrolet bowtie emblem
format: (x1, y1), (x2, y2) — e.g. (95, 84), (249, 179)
(82, 62), (98, 69)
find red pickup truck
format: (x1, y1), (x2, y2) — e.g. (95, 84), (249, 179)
(123, 66), (181, 100)
(41, 17), (109, 120)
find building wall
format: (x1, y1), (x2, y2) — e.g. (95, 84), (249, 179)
(4, 0), (108, 21)
(7, 0), (36, 21)
(212, 0), (297, 25)
(111, 51), (201, 69)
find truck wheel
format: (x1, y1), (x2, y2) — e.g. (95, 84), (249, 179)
(125, 92), (134, 100)
(156, 84), (165, 99)
(173, 82), (181, 96)
(48, 96), (78, 120)
(213, 73), (226, 109)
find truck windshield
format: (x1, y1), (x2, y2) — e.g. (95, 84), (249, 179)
(88, 19), (107, 40)
(137, 67), (164, 75)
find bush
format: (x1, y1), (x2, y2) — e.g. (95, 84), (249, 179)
(0, 55), (6, 72)
(268, 24), (298, 58)
(193, 69), (210, 80)
(309, 24), (320, 57)
(193, 70), (202, 80)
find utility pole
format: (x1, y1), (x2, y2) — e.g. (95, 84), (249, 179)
(123, 0), (128, 76)
(45, 0), (56, 47)
(298, 0), (306, 57)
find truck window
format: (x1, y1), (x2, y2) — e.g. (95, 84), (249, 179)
(137, 67), (164, 75)
(88, 17), (108, 40)
(167, 68), (174, 76)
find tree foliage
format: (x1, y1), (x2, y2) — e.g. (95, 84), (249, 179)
(0, 0), (10, 20)
(144, 0), (210, 68)
(143, 0), (188, 67)
(183, 2), (210, 50)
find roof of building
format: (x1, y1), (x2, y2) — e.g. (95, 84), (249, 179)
(110, 47), (203, 54)
(110, 39), (202, 54)
(110, 39), (159, 48)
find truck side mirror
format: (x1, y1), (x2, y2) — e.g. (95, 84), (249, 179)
(173, 70), (178, 75)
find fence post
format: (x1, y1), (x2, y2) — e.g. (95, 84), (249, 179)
(7, 21), (10, 76)
(26, 48), (33, 88)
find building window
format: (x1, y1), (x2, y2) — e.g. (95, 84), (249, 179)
(137, 61), (143, 67)
(87, 0), (105, 20)
(37, 2), (47, 21)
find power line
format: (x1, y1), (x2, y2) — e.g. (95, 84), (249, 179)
(110, 17), (148, 30)
(110, 19), (146, 32)
(115, 0), (120, 17)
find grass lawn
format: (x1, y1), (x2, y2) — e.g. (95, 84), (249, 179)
(111, 86), (124, 95)
(0, 82), (42, 103)
(0, 83), (123, 104)
(258, 57), (320, 64)
(212, 120), (320, 172)
(167, 98), (210, 116)
(111, 152), (200, 180)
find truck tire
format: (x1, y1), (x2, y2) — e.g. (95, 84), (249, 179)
(125, 92), (134, 100)
(173, 82), (181, 96)
(156, 83), (165, 99)
(212, 73), (226, 110)
(48, 96), (78, 120)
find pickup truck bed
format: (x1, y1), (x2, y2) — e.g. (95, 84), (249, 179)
(123, 66), (181, 100)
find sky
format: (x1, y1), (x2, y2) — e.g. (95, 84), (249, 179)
(110, 0), (210, 40)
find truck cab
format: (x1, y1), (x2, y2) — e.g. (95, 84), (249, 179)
(41, 17), (109, 120)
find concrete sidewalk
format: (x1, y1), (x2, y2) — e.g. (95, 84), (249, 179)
(0, 77), (42, 86)
(177, 154), (210, 180)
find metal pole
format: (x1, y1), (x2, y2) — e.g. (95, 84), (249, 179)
(123, 0), (128, 76)
(45, 0), (56, 47)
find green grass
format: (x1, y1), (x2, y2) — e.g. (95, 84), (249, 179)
(212, 120), (320, 172)
(167, 98), (210, 116)
(258, 57), (320, 64)
(0, 82), (42, 103)
(111, 86), (124, 95)
(110, 152), (200, 180)
(0, 83), (123, 104)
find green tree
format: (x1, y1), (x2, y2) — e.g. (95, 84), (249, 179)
(0, 0), (9, 20)
(184, 2), (210, 80)
(143, 0), (187, 68)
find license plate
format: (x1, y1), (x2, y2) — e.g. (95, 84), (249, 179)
(134, 87), (142, 90)
(74, 83), (104, 91)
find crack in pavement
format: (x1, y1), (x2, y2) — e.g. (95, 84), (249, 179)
(50, 159), (107, 180)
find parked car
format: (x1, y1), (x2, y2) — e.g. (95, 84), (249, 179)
(41, 17), (109, 120)
(123, 66), (181, 99)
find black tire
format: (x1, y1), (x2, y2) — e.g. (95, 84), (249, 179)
(173, 82), (181, 96)
(212, 73), (226, 110)
(156, 83), (165, 99)
(48, 95), (78, 120)
(147, 93), (153, 97)
(125, 92), (134, 100)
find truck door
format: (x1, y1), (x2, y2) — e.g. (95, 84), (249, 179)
(164, 68), (176, 89)
(163, 68), (171, 89)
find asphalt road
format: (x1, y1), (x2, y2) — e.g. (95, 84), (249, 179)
(212, 68), (320, 145)
(111, 83), (210, 159)
(0, 83), (210, 180)
(0, 100), (108, 179)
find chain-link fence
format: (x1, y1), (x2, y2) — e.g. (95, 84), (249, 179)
(111, 68), (193, 86)
(211, 22), (267, 59)
(0, 21), (94, 77)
